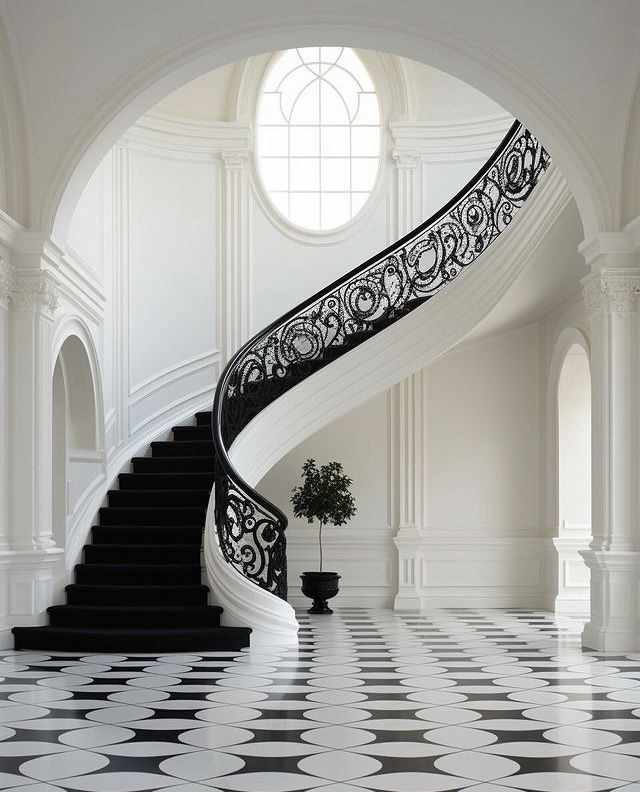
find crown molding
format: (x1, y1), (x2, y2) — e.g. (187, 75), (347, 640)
(127, 111), (251, 157)
(391, 113), (513, 161)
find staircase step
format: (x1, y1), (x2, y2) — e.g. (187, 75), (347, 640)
(152, 440), (214, 457)
(47, 604), (222, 629)
(75, 563), (202, 585)
(99, 506), (206, 526)
(132, 456), (215, 473)
(91, 525), (203, 545)
(66, 584), (210, 606)
(84, 544), (201, 564)
(118, 472), (214, 490)
(172, 425), (212, 441)
(12, 625), (251, 652)
(108, 489), (210, 507)
(195, 411), (212, 426)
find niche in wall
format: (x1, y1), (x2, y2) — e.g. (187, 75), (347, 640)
(51, 334), (100, 602)
(554, 340), (591, 618)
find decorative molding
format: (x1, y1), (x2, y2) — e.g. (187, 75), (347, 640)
(221, 151), (249, 170)
(8, 270), (60, 317)
(0, 257), (11, 308)
(127, 113), (251, 159)
(582, 269), (640, 314)
(391, 113), (513, 162)
(0, 259), (63, 316)
(129, 349), (220, 404)
(392, 150), (420, 170)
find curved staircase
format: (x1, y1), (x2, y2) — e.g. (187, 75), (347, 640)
(13, 121), (550, 651)
(12, 412), (251, 652)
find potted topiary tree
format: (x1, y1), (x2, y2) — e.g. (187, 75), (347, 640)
(291, 458), (356, 614)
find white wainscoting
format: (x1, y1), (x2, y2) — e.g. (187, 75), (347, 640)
(286, 527), (397, 609)
(395, 533), (553, 609)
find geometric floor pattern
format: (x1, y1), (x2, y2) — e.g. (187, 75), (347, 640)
(2, 608), (640, 791)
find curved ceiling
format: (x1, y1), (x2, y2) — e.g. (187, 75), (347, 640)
(0, 0), (638, 240)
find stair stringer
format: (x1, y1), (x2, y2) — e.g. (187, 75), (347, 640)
(205, 166), (569, 643)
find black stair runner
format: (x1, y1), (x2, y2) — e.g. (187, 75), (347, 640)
(12, 411), (251, 652)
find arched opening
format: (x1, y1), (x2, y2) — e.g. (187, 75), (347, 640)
(51, 333), (101, 602)
(554, 341), (591, 618)
(46, 21), (606, 243)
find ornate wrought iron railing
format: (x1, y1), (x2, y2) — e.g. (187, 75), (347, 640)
(212, 120), (550, 600)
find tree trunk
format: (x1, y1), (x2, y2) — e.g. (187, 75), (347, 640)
(319, 522), (324, 573)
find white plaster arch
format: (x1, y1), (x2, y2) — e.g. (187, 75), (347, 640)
(0, 14), (28, 224)
(546, 327), (591, 540)
(621, 58), (640, 226)
(50, 317), (105, 461)
(546, 326), (592, 618)
(46, 11), (608, 244)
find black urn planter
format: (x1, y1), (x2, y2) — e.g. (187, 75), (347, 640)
(300, 571), (341, 614)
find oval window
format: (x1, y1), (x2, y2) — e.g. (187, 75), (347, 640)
(256, 47), (381, 232)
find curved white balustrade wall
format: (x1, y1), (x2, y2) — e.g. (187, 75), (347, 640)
(205, 167), (570, 643)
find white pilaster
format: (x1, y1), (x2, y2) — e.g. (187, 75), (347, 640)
(392, 150), (419, 237)
(580, 230), (640, 650)
(8, 241), (62, 552)
(221, 150), (251, 363)
(392, 370), (427, 610)
(390, 144), (424, 610)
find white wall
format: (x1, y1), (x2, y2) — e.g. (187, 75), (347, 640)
(258, 392), (396, 607)
(427, 325), (540, 533)
(260, 323), (548, 608)
(558, 344), (591, 531)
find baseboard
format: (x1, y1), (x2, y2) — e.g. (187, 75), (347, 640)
(288, 594), (394, 609)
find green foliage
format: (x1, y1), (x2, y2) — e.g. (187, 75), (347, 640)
(291, 459), (357, 572)
(291, 458), (357, 527)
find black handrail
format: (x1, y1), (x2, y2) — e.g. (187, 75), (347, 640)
(212, 120), (550, 600)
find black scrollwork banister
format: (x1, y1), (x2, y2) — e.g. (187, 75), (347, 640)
(212, 120), (551, 600)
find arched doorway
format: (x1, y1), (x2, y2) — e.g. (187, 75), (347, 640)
(553, 339), (591, 618)
(51, 333), (100, 602)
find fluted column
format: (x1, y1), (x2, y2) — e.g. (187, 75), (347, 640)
(392, 150), (419, 238)
(392, 370), (427, 610)
(580, 231), (640, 650)
(391, 147), (424, 610)
(221, 150), (251, 364)
(8, 248), (61, 552)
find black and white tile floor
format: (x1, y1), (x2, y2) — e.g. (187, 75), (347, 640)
(3, 609), (640, 791)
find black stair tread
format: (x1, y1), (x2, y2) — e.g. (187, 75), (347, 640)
(77, 562), (201, 569)
(195, 411), (212, 424)
(109, 489), (211, 496)
(172, 425), (212, 439)
(48, 604), (222, 616)
(99, 506), (206, 526)
(12, 625), (251, 652)
(65, 583), (210, 605)
(108, 489), (211, 507)
(132, 456), (215, 471)
(84, 543), (203, 552)
(66, 584), (210, 593)
(151, 440), (213, 447)
(101, 506), (206, 512)
(119, 472), (214, 481)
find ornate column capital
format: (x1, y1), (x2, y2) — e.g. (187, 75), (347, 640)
(221, 150), (250, 171)
(9, 270), (60, 318)
(392, 149), (420, 170)
(582, 269), (640, 314)
(0, 257), (11, 309)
